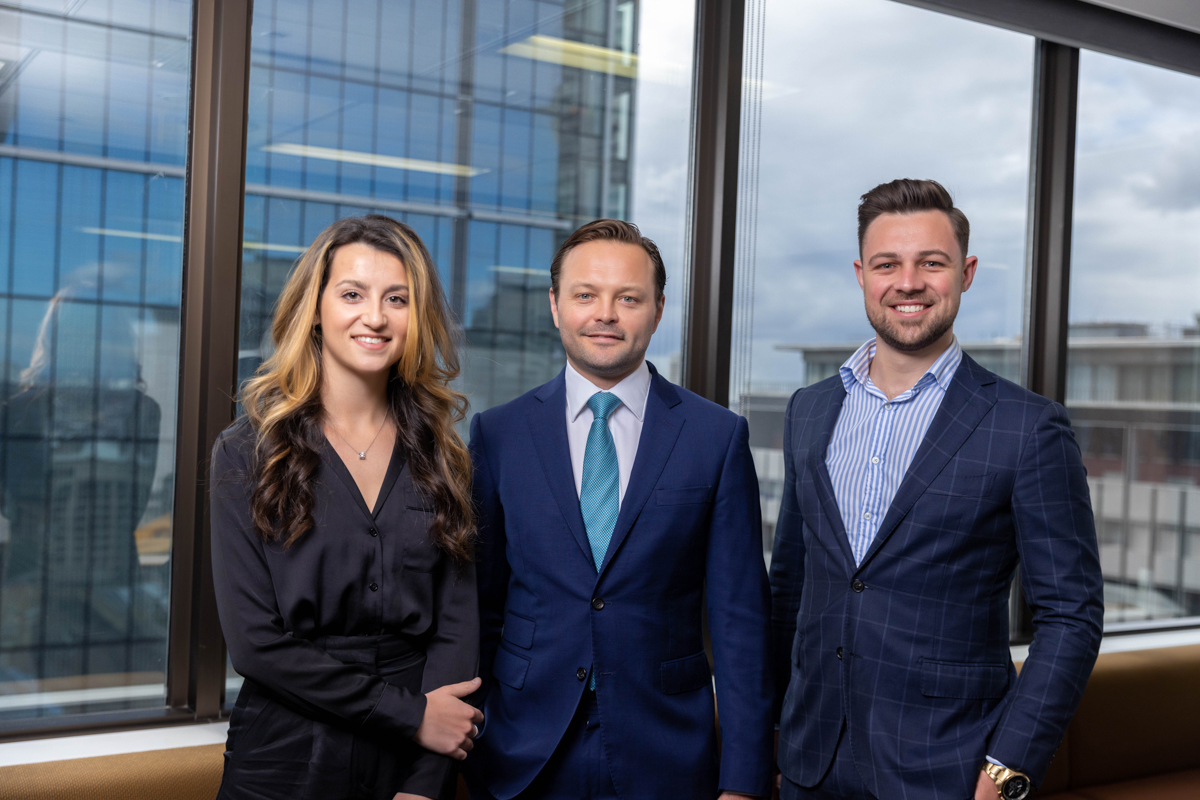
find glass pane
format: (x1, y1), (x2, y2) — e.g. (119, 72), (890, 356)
(732, 0), (1034, 562)
(0, 1), (190, 723)
(1068, 51), (1200, 626)
(230, 0), (695, 706)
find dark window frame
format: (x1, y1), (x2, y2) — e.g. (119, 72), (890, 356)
(4, 0), (1200, 742)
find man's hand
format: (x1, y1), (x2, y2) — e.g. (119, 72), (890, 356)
(413, 677), (484, 760)
(718, 793), (761, 800)
(975, 769), (997, 799)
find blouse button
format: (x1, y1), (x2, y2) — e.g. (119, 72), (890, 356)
(368, 527), (378, 537)
(369, 582), (379, 592)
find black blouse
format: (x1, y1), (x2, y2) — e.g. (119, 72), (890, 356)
(210, 419), (478, 795)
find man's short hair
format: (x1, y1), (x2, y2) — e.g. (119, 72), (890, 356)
(857, 179), (970, 261)
(550, 219), (666, 301)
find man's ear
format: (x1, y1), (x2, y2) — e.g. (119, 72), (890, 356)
(651, 293), (665, 333)
(854, 259), (865, 290)
(961, 255), (979, 293)
(549, 287), (561, 330)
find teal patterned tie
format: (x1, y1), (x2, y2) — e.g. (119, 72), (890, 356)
(580, 391), (621, 691)
(580, 391), (623, 571)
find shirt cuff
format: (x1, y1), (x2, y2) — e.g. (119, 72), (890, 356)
(986, 755), (1008, 768)
(362, 680), (427, 740)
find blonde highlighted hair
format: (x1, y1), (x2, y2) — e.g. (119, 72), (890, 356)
(240, 215), (473, 560)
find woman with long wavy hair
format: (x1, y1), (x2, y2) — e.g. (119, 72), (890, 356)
(210, 215), (481, 800)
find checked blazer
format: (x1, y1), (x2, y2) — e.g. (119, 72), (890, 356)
(770, 353), (1104, 800)
(467, 363), (774, 800)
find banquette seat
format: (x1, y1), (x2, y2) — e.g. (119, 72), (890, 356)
(0, 644), (1196, 799)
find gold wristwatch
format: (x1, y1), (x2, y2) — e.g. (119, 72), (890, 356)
(984, 762), (1032, 800)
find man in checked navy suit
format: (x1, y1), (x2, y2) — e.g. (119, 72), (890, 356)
(771, 179), (1104, 800)
(466, 219), (774, 800)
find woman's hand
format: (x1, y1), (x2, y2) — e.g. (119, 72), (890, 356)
(413, 677), (484, 760)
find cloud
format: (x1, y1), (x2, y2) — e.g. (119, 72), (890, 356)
(733, 0), (1034, 386)
(1130, 140), (1200, 212)
(1070, 50), (1200, 326)
(623, 0), (1200, 388)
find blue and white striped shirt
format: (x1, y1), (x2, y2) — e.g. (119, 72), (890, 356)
(826, 337), (963, 564)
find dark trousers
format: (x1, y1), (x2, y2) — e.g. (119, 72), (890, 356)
(469, 689), (619, 800)
(218, 635), (444, 800)
(780, 724), (876, 800)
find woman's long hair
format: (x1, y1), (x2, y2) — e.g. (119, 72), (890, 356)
(240, 215), (473, 560)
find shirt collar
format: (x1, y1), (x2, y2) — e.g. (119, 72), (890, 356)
(838, 336), (962, 398)
(565, 359), (652, 422)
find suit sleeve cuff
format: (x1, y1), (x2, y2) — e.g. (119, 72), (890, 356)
(362, 681), (427, 740)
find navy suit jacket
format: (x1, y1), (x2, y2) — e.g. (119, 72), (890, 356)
(467, 363), (774, 799)
(771, 354), (1104, 800)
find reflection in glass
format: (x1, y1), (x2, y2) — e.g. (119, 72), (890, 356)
(0, 2), (189, 722)
(231, 0), (695, 705)
(730, 0), (1033, 558)
(237, 0), (693, 415)
(1068, 51), (1200, 625)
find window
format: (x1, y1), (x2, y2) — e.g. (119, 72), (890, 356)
(732, 0), (1034, 560)
(1067, 50), (1200, 626)
(0, 0), (1197, 742)
(230, 0), (695, 705)
(0, 0), (191, 725)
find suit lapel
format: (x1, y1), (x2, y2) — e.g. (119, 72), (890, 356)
(598, 368), (682, 578)
(805, 382), (857, 573)
(855, 356), (998, 572)
(526, 372), (594, 566)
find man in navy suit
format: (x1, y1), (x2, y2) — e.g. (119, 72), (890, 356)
(466, 219), (774, 800)
(771, 179), (1104, 800)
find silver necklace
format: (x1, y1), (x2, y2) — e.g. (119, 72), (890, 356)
(327, 414), (389, 460)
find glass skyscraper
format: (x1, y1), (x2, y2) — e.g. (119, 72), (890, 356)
(0, 0), (694, 721)
(0, 0), (191, 720)
(238, 0), (652, 415)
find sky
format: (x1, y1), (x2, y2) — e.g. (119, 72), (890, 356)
(712, 0), (1200, 397)
(628, 0), (695, 377)
(732, 0), (1037, 395)
(1071, 49), (1200, 334)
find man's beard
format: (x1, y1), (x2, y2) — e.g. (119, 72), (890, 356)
(865, 297), (957, 353)
(561, 328), (646, 378)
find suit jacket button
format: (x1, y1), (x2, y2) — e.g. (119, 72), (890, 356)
(837, 647), (843, 660)
(368, 527), (378, 537)
(591, 597), (605, 610)
(369, 582), (379, 592)
(851, 579), (865, 593)
(576, 667), (588, 681)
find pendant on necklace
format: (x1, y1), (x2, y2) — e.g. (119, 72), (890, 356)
(358, 452), (366, 460)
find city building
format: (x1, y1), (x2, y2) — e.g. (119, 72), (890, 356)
(755, 321), (1200, 621)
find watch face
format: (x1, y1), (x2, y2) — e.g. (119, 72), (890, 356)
(1001, 775), (1031, 800)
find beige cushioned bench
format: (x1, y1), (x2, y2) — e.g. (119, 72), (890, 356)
(1, 643), (1196, 799)
(1035, 643), (1200, 798)
(0, 743), (225, 800)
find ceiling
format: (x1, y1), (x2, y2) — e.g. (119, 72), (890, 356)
(1083, 0), (1200, 35)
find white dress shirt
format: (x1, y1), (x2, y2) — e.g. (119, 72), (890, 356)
(564, 359), (651, 508)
